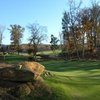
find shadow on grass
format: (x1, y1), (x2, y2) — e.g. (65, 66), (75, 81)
(41, 60), (100, 72)
(45, 75), (100, 86)
(0, 55), (27, 64)
(42, 60), (100, 100)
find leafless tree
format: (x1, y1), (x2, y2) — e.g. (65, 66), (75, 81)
(0, 25), (5, 46)
(27, 23), (47, 60)
(62, 0), (82, 59)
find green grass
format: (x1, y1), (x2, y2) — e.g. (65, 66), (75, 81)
(41, 60), (100, 100)
(0, 54), (27, 63)
(1, 54), (100, 100)
(38, 50), (61, 55)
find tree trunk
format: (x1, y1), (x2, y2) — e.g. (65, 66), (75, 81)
(72, 30), (80, 60)
(82, 33), (85, 59)
(33, 44), (37, 61)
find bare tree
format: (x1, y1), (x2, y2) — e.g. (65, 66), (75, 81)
(90, 0), (100, 48)
(77, 8), (91, 58)
(27, 23), (47, 60)
(62, 0), (82, 59)
(0, 25), (5, 47)
(0, 25), (5, 60)
(59, 32), (63, 50)
(68, 0), (82, 59)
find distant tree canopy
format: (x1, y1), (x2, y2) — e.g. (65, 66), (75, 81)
(27, 23), (47, 60)
(8, 24), (25, 54)
(62, 0), (100, 59)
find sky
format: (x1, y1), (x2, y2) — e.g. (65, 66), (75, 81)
(0, 0), (92, 44)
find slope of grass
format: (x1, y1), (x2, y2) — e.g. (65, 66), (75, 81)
(1, 54), (100, 100)
(41, 60), (100, 100)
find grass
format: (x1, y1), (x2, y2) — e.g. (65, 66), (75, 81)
(38, 50), (61, 55)
(40, 60), (100, 100)
(0, 54), (100, 100)
(0, 54), (27, 63)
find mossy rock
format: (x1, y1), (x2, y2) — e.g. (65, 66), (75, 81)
(9, 84), (31, 98)
(0, 67), (34, 82)
(18, 61), (45, 79)
(0, 93), (18, 100)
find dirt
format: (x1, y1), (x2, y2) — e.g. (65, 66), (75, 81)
(0, 63), (13, 68)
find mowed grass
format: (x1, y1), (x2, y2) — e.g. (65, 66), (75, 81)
(0, 54), (27, 63)
(1, 55), (100, 100)
(38, 50), (61, 55)
(41, 60), (100, 100)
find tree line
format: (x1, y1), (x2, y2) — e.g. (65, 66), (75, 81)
(61, 0), (100, 59)
(0, 22), (59, 60)
(0, 0), (100, 60)
(0, 24), (45, 56)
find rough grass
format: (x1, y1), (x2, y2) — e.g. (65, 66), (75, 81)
(41, 60), (100, 100)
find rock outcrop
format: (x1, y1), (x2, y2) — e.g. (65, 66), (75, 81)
(0, 62), (49, 100)
(0, 67), (34, 82)
(18, 61), (45, 79)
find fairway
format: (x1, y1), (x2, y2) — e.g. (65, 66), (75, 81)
(41, 60), (100, 100)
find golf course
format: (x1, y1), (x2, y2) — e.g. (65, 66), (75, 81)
(41, 60), (100, 100)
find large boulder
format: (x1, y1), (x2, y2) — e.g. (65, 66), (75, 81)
(18, 61), (45, 79)
(0, 67), (34, 82)
(8, 84), (31, 98)
(0, 63), (52, 100)
(0, 93), (18, 100)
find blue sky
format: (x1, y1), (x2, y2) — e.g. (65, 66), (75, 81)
(0, 0), (91, 44)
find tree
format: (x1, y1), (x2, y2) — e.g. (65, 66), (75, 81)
(27, 23), (47, 60)
(50, 34), (59, 53)
(8, 24), (24, 54)
(80, 2), (100, 57)
(62, 11), (71, 59)
(61, 0), (100, 59)
(0, 25), (5, 60)
(90, 1), (100, 47)
(59, 32), (63, 50)
(0, 25), (5, 47)
(77, 8), (91, 58)
(62, 0), (82, 59)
